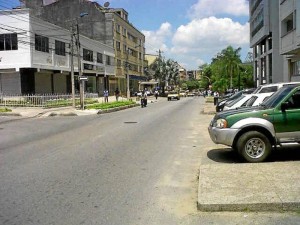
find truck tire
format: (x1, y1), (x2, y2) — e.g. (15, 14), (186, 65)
(237, 131), (271, 163)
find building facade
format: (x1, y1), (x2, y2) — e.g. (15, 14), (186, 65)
(279, 0), (300, 81)
(0, 9), (114, 94)
(249, 0), (285, 86)
(23, 0), (146, 95)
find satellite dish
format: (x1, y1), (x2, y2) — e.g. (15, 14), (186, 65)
(103, 2), (110, 8)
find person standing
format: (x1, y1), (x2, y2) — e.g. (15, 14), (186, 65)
(115, 88), (120, 101)
(104, 89), (109, 103)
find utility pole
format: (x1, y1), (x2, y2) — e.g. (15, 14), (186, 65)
(126, 48), (130, 100)
(76, 22), (84, 109)
(70, 25), (76, 108)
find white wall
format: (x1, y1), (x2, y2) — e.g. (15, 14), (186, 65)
(0, 10), (31, 70)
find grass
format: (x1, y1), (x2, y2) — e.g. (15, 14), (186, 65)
(0, 107), (12, 112)
(85, 101), (136, 110)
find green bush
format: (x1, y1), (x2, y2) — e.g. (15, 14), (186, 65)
(0, 107), (12, 112)
(86, 101), (135, 110)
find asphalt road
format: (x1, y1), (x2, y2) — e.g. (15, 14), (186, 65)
(0, 97), (299, 225)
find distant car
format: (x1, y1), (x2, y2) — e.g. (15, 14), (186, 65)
(167, 91), (180, 101)
(179, 91), (187, 97)
(187, 92), (195, 97)
(223, 92), (273, 111)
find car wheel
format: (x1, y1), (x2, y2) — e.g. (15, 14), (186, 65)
(237, 131), (271, 163)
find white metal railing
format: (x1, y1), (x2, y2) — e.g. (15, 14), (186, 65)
(0, 93), (99, 108)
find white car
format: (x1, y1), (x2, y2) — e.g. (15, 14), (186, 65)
(223, 92), (273, 111)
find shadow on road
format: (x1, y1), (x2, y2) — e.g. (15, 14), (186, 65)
(207, 145), (300, 163)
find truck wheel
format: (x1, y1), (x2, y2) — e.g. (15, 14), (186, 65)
(237, 131), (271, 163)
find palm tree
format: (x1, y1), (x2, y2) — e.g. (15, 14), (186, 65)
(220, 46), (242, 89)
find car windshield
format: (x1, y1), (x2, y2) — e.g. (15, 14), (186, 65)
(227, 91), (243, 101)
(227, 95), (246, 107)
(260, 85), (297, 108)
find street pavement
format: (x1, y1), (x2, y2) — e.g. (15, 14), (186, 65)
(1, 96), (300, 212)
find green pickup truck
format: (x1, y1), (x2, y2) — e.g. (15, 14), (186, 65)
(208, 84), (300, 163)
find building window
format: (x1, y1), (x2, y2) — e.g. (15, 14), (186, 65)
(123, 44), (127, 53)
(116, 41), (121, 51)
(83, 48), (93, 62)
(116, 24), (121, 33)
(0, 33), (18, 51)
(55, 40), (65, 56)
(282, 13), (294, 35)
(97, 52), (103, 63)
(122, 27), (127, 37)
(35, 34), (49, 52)
(292, 61), (300, 76)
(106, 55), (111, 65)
(117, 59), (122, 67)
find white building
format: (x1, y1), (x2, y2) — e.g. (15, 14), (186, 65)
(279, 0), (300, 81)
(0, 8), (115, 94)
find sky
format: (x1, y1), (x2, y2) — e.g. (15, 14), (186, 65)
(3, 0), (251, 70)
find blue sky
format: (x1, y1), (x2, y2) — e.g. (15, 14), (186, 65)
(3, 0), (251, 70)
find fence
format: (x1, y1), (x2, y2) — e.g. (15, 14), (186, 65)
(0, 93), (99, 108)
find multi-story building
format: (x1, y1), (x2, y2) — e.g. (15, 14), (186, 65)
(23, 0), (146, 95)
(279, 0), (300, 81)
(0, 9), (114, 94)
(249, 0), (286, 85)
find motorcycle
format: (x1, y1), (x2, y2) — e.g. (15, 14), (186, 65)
(141, 98), (147, 108)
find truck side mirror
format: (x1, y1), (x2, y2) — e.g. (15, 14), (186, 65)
(281, 102), (289, 112)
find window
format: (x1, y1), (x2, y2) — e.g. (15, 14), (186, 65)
(122, 27), (127, 37)
(97, 53), (103, 63)
(123, 44), (127, 52)
(83, 48), (93, 62)
(116, 24), (121, 33)
(55, 40), (65, 56)
(106, 55), (111, 65)
(116, 41), (121, 51)
(282, 13), (294, 35)
(117, 59), (121, 67)
(0, 33), (18, 51)
(292, 61), (300, 76)
(35, 34), (49, 52)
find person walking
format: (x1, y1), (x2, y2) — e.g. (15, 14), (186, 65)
(104, 89), (109, 103)
(154, 90), (159, 100)
(115, 88), (120, 101)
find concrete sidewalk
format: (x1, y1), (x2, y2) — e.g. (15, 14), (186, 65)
(198, 102), (300, 212)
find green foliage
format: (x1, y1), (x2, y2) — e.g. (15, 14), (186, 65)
(198, 46), (254, 93)
(85, 101), (135, 110)
(0, 107), (12, 112)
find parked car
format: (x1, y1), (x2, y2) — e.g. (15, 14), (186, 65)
(223, 92), (273, 111)
(179, 91), (187, 97)
(216, 91), (244, 112)
(252, 81), (300, 94)
(216, 82), (300, 112)
(208, 84), (300, 163)
(167, 91), (180, 101)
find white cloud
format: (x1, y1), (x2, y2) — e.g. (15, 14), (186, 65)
(188, 0), (249, 19)
(142, 22), (172, 54)
(170, 17), (249, 66)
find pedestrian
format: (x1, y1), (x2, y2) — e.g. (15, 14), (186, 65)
(115, 88), (120, 101)
(141, 90), (147, 107)
(154, 90), (159, 100)
(213, 91), (219, 105)
(104, 89), (109, 103)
